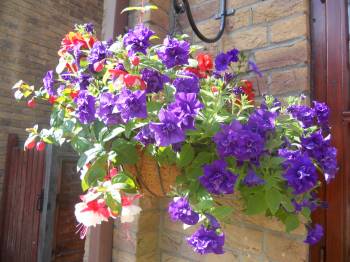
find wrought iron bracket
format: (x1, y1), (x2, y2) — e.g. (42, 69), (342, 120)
(173, 0), (235, 43)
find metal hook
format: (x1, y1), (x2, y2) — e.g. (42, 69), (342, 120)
(173, 0), (235, 43)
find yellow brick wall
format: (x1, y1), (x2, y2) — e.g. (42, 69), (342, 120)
(112, 0), (310, 261)
(0, 0), (103, 216)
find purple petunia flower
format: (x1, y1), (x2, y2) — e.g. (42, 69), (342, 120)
(199, 160), (237, 195)
(134, 125), (156, 146)
(313, 101), (329, 123)
(115, 88), (147, 122)
(43, 70), (56, 96)
(84, 23), (94, 34)
(157, 37), (190, 69)
(247, 109), (276, 137)
(227, 48), (239, 63)
(123, 24), (155, 55)
(213, 120), (265, 162)
(149, 109), (185, 147)
(168, 197), (199, 225)
(96, 93), (122, 125)
(287, 105), (315, 128)
(77, 73), (92, 90)
(187, 225), (225, 254)
(243, 169), (265, 187)
(87, 41), (111, 70)
(74, 90), (96, 124)
(248, 60), (263, 77)
(141, 68), (169, 93)
(282, 152), (317, 194)
(173, 71), (200, 94)
(301, 132), (338, 182)
(304, 224), (324, 245)
(215, 53), (230, 71)
(260, 96), (282, 112)
(168, 92), (203, 130)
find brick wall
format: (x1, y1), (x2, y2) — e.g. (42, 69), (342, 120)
(0, 0), (103, 213)
(112, 0), (310, 261)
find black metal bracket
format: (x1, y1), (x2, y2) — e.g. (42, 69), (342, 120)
(173, 0), (235, 43)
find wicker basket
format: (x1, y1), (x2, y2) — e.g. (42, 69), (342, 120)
(125, 150), (180, 197)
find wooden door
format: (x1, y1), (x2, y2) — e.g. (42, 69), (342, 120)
(0, 134), (45, 262)
(311, 0), (350, 261)
(51, 159), (85, 262)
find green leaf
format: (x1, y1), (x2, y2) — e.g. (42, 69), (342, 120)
(245, 192), (267, 215)
(176, 144), (195, 168)
(301, 207), (311, 220)
(284, 214), (300, 232)
(106, 193), (122, 214)
(195, 200), (214, 211)
(112, 171), (138, 193)
(81, 155), (107, 191)
(77, 144), (104, 170)
(281, 198), (295, 212)
(265, 188), (282, 215)
(191, 152), (213, 168)
(212, 206), (234, 220)
(121, 5), (158, 14)
(111, 139), (138, 165)
(102, 127), (125, 142)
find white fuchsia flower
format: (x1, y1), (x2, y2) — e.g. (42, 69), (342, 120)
(120, 194), (142, 223)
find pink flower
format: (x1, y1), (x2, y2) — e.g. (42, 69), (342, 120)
(120, 194), (142, 223)
(74, 192), (111, 229)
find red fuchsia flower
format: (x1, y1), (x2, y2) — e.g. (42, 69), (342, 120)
(123, 74), (146, 89)
(27, 98), (36, 108)
(36, 141), (46, 151)
(74, 191), (111, 235)
(131, 56), (140, 66)
(24, 136), (36, 150)
(197, 53), (213, 72)
(48, 95), (57, 105)
(104, 167), (119, 181)
(120, 194), (142, 223)
(234, 80), (255, 105)
(58, 32), (95, 56)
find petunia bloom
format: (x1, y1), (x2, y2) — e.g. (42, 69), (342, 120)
(149, 109), (185, 147)
(96, 92), (122, 125)
(168, 197), (199, 225)
(115, 88), (147, 122)
(187, 225), (225, 254)
(200, 160), (238, 195)
(123, 24), (155, 55)
(141, 68), (169, 93)
(43, 70), (56, 96)
(157, 37), (190, 69)
(75, 90), (96, 124)
(304, 224), (324, 245)
(173, 71), (200, 94)
(243, 169), (265, 187)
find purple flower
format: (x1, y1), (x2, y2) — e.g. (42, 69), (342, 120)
(43, 70), (56, 96)
(247, 109), (276, 137)
(200, 160), (237, 195)
(74, 90), (96, 124)
(287, 105), (315, 128)
(168, 92), (203, 130)
(172, 142), (183, 152)
(213, 120), (265, 162)
(248, 61), (263, 77)
(123, 24), (154, 55)
(224, 72), (234, 83)
(304, 224), (324, 245)
(116, 88), (147, 122)
(168, 197), (199, 225)
(149, 109), (185, 146)
(173, 71), (200, 94)
(187, 225), (225, 254)
(233, 86), (244, 95)
(243, 169), (265, 187)
(134, 125), (155, 146)
(282, 152), (317, 194)
(87, 41), (111, 69)
(141, 68), (169, 93)
(77, 73), (92, 90)
(96, 93), (122, 125)
(215, 53), (230, 71)
(261, 96), (282, 112)
(313, 101), (329, 123)
(157, 37), (190, 69)
(227, 48), (239, 63)
(301, 132), (338, 182)
(84, 23), (94, 34)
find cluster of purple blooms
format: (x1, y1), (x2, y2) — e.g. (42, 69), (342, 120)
(168, 197), (225, 254)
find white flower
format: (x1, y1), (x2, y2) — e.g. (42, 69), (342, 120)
(120, 204), (142, 223)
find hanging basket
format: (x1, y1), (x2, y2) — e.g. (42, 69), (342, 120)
(125, 150), (180, 197)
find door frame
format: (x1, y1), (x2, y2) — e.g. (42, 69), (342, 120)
(310, 0), (350, 261)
